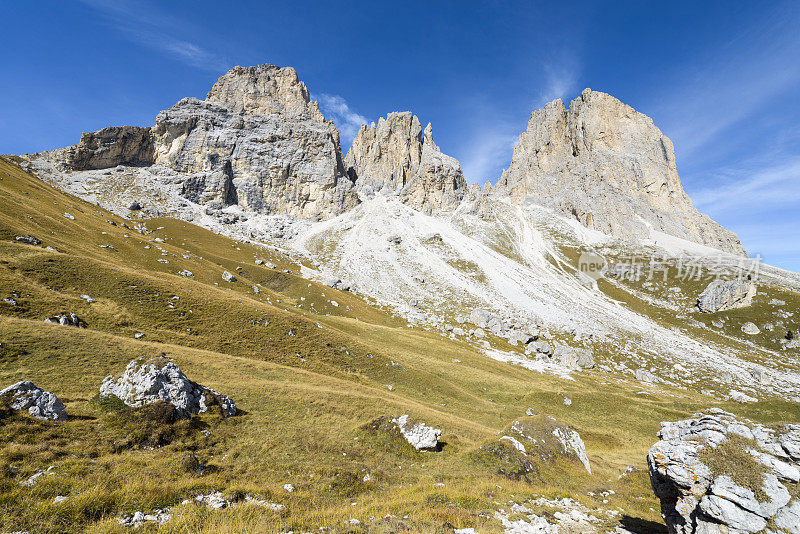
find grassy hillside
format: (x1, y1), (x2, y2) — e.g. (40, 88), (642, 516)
(0, 156), (797, 533)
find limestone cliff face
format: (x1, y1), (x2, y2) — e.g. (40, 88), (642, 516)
(53, 126), (155, 171)
(494, 89), (745, 254)
(345, 112), (467, 213)
(205, 64), (326, 120)
(47, 64), (358, 220)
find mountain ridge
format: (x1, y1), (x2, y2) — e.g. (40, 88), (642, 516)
(36, 63), (743, 256)
(3, 61), (800, 534)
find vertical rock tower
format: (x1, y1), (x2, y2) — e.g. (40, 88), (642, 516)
(48, 64), (360, 220)
(345, 111), (467, 213)
(495, 89), (745, 254)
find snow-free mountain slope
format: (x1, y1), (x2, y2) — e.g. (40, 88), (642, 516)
(6, 61), (800, 534)
(494, 88), (746, 255)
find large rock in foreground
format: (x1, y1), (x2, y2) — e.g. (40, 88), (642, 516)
(647, 408), (800, 534)
(0, 381), (67, 421)
(366, 414), (442, 451)
(494, 89), (745, 255)
(696, 278), (756, 313)
(100, 358), (236, 418)
(392, 414), (441, 450)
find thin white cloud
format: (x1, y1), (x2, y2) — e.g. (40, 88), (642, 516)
(317, 94), (369, 145)
(536, 61), (580, 108)
(78, 0), (230, 72)
(692, 156), (800, 214)
(458, 126), (520, 185)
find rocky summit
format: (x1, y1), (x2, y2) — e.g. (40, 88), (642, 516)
(46, 64), (358, 220)
(2, 60), (799, 534)
(345, 111), (468, 213)
(494, 89), (745, 255)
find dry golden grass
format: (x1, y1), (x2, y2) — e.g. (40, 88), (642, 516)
(0, 156), (797, 532)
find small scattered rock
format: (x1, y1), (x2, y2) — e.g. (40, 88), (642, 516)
(634, 368), (660, 384)
(727, 390), (758, 403)
(552, 345), (595, 370)
(697, 278), (756, 313)
(118, 508), (172, 527)
(21, 465), (55, 486)
(222, 270), (236, 282)
(43, 313), (83, 328)
(741, 322), (760, 335)
(392, 415), (441, 451)
(325, 277), (355, 292)
(15, 235), (40, 245)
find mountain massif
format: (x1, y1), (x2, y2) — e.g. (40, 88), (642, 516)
(39, 64), (742, 255)
(2, 63), (799, 534)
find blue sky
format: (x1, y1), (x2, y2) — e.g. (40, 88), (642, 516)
(1, 1), (799, 270)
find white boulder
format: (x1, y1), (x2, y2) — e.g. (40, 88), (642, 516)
(100, 358), (236, 418)
(0, 381), (67, 421)
(392, 414), (441, 450)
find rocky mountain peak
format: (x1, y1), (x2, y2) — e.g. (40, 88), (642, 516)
(206, 64), (325, 121)
(495, 88), (745, 255)
(345, 111), (466, 213)
(42, 63), (357, 221)
(346, 111), (424, 191)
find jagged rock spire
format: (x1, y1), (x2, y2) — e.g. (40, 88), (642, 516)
(494, 88), (745, 254)
(345, 111), (467, 213)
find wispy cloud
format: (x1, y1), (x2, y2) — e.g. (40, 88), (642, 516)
(458, 125), (519, 184)
(651, 7), (800, 160)
(457, 57), (580, 184)
(78, 0), (230, 72)
(317, 94), (369, 144)
(535, 61), (580, 108)
(692, 156), (800, 214)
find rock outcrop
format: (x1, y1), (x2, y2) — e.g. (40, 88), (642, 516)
(367, 414), (441, 451)
(494, 89), (745, 255)
(345, 112), (467, 213)
(0, 381), (67, 421)
(647, 408), (800, 534)
(480, 414), (591, 475)
(392, 414), (441, 450)
(696, 278), (756, 313)
(100, 358), (236, 418)
(45, 64), (359, 220)
(51, 126), (155, 171)
(43, 313), (84, 327)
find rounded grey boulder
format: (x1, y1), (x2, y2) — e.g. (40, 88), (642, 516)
(0, 381), (67, 421)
